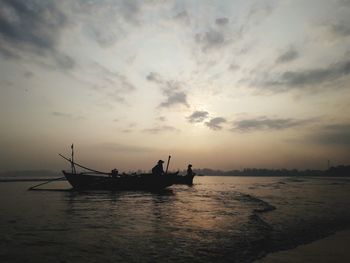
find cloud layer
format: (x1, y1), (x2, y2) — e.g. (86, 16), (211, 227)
(1, 0), (350, 170)
(187, 111), (209, 123)
(309, 123), (350, 146)
(251, 59), (350, 93)
(0, 0), (74, 69)
(232, 117), (314, 132)
(205, 117), (226, 130)
(147, 72), (189, 108)
(142, 125), (180, 134)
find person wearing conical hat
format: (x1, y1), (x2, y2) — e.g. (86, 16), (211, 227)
(152, 160), (164, 176)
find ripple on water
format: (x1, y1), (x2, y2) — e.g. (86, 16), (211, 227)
(1, 177), (350, 263)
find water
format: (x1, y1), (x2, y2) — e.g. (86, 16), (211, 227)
(1, 176), (350, 263)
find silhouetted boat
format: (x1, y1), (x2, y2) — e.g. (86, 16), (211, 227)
(62, 171), (177, 191)
(59, 147), (189, 191)
(172, 173), (195, 185)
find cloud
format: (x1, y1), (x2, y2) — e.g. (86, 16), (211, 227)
(187, 111), (209, 123)
(53, 52), (75, 70)
(215, 17), (229, 26)
(142, 125), (180, 134)
(146, 72), (162, 83)
(114, 73), (136, 92)
(113, 122), (136, 133)
(280, 60), (350, 86)
(232, 116), (315, 132)
(174, 10), (190, 25)
(0, 0), (74, 69)
(24, 71), (34, 78)
(251, 59), (350, 92)
(87, 63), (135, 104)
(229, 64), (240, 71)
(234, 0), (275, 37)
(205, 117), (226, 130)
(0, 0), (66, 51)
(119, 0), (140, 24)
(329, 22), (350, 38)
(160, 89), (188, 108)
(51, 111), (84, 120)
(313, 15), (350, 43)
(146, 72), (189, 108)
(245, 0), (274, 25)
(193, 5), (271, 55)
(157, 116), (166, 122)
(52, 112), (71, 118)
(0, 45), (20, 59)
(195, 30), (226, 50)
(308, 123), (350, 145)
(95, 142), (152, 153)
(94, 63), (135, 91)
(276, 48), (299, 64)
(71, 0), (146, 48)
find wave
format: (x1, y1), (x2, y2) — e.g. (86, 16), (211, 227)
(235, 192), (276, 214)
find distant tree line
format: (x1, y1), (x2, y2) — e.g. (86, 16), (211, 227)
(191, 165), (350, 177)
(1, 165), (349, 178)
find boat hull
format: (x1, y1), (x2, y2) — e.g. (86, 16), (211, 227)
(172, 174), (195, 185)
(63, 171), (175, 191)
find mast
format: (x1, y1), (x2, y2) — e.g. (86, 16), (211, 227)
(71, 144), (76, 174)
(165, 155), (171, 174)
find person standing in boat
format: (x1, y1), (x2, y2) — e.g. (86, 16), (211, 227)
(152, 160), (165, 176)
(187, 164), (195, 177)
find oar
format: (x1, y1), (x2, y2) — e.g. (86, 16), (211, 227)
(165, 155), (171, 174)
(28, 176), (66, 191)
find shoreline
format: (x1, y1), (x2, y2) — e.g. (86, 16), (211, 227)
(254, 229), (350, 263)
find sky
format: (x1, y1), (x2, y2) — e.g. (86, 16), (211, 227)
(1, 0), (350, 172)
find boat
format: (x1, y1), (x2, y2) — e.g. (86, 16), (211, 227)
(171, 173), (195, 185)
(59, 147), (178, 191)
(62, 171), (177, 191)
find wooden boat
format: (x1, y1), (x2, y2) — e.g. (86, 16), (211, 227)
(171, 173), (195, 185)
(62, 171), (177, 191)
(29, 148), (187, 191)
(59, 149), (178, 191)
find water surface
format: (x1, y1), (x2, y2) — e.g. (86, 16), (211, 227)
(1, 176), (350, 262)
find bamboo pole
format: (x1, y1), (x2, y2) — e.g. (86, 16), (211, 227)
(59, 154), (110, 175)
(28, 176), (66, 191)
(165, 155), (171, 174)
